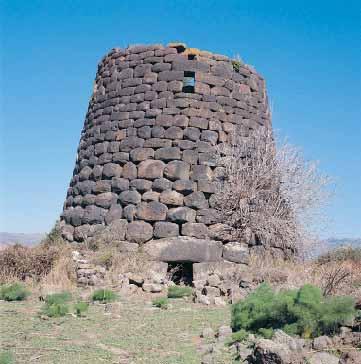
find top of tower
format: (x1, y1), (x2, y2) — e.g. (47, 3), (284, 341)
(100, 42), (262, 80)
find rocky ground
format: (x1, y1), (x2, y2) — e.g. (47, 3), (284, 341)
(1, 292), (360, 364)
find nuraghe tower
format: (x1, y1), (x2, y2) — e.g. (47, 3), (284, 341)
(60, 43), (276, 271)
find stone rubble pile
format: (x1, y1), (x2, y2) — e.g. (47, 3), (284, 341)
(199, 327), (361, 364)
(72, 250), (105, 286)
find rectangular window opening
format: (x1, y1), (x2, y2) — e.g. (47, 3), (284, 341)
(182, 71), (195, 93)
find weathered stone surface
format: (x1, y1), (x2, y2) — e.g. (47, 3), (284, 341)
(173, 179), (196, 194)
(159, 190), (184, 206)
(130, 147), (154, 162)
(123, 162), (137, 180)
(164, 161), (190, 180)
(105, 205), (123, 225)
(123, 204), (137, 222)
(312, 336), (333, 351)
(129, 178), (152, 192)
(82, 205), (106, 225)
(339, 351), (361, 364)
(204, 286), (220, 297)
(119, 190), (141, 205)
(95, 192), (117, 208)
(184, 191), (209, 209)
(95, 180), (111, 193)
(208, 223), (233, 241)
(142, 191), (160, 202)
(167, 207), (196, 223)
(223, 242), (250, 264)
(154, 147), (181, 161)
(111, 177), (129, 192)
(193, 261), (248, 281)
(136, 201), (168, 221)
(252, 338), (303, 364)
(182, 223), (209, 239)
(196, 209), (221, 225)
(308, 352), (339, 364)
(107, 219), (128, 240)
(118, 241), (139, 253)
(126, 221), (153, 243)
(152, 178), (173, 191)
(154, 221), (179, 238)
(143, 237), (223, 262)
(138, 160), (165, 179)
(142, 283), (163, 293)
(61, 224), (74, 241)
(102, 163), (122, 178)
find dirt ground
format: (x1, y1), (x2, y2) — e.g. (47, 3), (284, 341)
(0, 293), (235, 364)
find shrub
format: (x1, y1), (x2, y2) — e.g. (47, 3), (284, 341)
(0, 351), (13, 364)
(92, 289), (117, 303)
(0, 283), (29, 301)
(42, 303), (69, 317)
(231, 329), (249, 343)
(167, 286), (193, 299)
(41, 291), (72, 317)
(231, 283), (356, 338)
(74, 301), (89, 316)
(0, 243), (62, 282)
(214, 127), (332, 257)
(45, 291), (72, 305)
(152, 297), (168, 309)
(258, 328), (274, 339)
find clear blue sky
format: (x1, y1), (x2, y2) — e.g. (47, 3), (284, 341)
(0, 0), (360, 237)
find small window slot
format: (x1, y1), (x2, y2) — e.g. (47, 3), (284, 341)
(182, 71), (195, 93)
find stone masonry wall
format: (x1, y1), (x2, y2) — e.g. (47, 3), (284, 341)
(60, 42), (271, 261)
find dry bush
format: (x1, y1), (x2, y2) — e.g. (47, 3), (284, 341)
(214, 127), (331, 257)
(0, 224), (77, 293)
(0, 244), (61, 283)
(39, 246), (77, 294)
(247, 253), (361, 299)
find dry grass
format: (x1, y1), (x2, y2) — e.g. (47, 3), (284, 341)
(0, 244), (61, 283)
(38, 246), (77, 295)
(248, 253), (361, 299)
(0, 225), (77, 296)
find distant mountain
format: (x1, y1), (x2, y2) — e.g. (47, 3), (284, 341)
(0, 232), (45, 248)
(325, 237), (361, 250)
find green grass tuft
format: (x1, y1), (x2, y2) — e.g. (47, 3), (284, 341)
(230, 329), (249, 343)
(0, 283), (29, 301)
(42, 303), (69, 317)
(92, 289), (117, 303)
(0, 351), (14, 364)
(74, 301), (89, 316)
(44, 291), (72, 305)
(168, 286), (193, 299)
(152, 297), (169, 309)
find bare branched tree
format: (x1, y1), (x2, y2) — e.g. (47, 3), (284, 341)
(213, 127), (331, 257)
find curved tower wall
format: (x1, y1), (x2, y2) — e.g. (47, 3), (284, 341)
(60, 43), (271, 247)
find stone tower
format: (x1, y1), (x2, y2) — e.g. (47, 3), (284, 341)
(60, 42), (271, 265)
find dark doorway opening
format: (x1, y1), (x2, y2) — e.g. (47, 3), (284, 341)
(167, 262), (193, 286)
